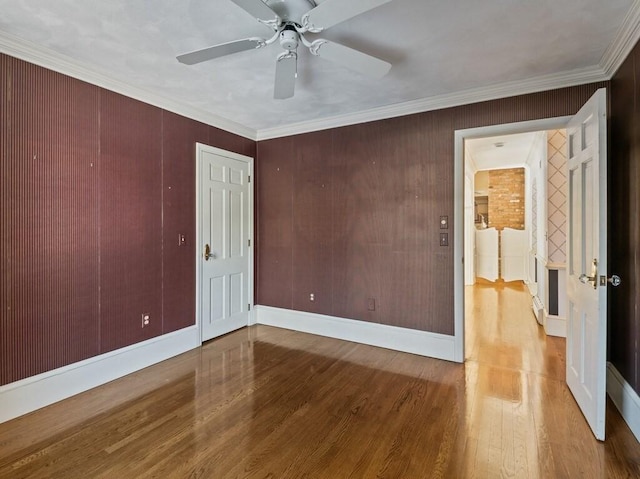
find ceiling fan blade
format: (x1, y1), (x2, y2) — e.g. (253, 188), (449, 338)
(274, 52), (297, 99)
(230, 0), (280, 22)
(313, 41), (390, 78)
(303, 0), (392, 32)
(177, 38), (265, 65)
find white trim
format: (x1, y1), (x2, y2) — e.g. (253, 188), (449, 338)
(454, 130), (465, 362)
(543, 313), (566, 338)
(0, 31), (255, 140)
(455, 116), (573, 362)
(600, 0), (640, 78)
(195, 144), (255, 341)
(255, 306), (457, 362)
(3, 0), (639, 144)
(0, 325), (199, 424)
(257, 68), (604, 140)
(607, 362), (640, 443)
(546, 262), (567, 270)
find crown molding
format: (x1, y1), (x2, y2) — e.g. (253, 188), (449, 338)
(256, 66), (606, 140)
(600, 0), (640, 78)
(4, 0), (639, 145)
(0, 31), (257, 141)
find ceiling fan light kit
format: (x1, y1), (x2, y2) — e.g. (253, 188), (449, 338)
(177, 0), (393, 99)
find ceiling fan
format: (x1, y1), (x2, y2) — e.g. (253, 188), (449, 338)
(177, 0), (393, 99)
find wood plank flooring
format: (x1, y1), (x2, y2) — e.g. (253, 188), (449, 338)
(1, 281), (639, 478)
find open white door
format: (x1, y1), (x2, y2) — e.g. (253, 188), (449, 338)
(565, 88), (607, 440)
(475, 227), (499, 282)
(198, 144), (252, 342)
(501, 227), (527, 282)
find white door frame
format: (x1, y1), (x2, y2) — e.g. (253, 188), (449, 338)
(195, 143), (255, 343)
(453, 116), (571, 362)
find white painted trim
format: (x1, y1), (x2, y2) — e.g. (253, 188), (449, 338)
(4, 0), (640, 145)
(454, 131), (465, 362)
(600, 0), (640, 78)
(607, 362), (640, 443)
(0, 325), (199, 424)
(255, 306), (457, 362)
(455, 116), (573, 363)
(0, 31), (255, 140)
(543, 313), (566, 338)
(195, 144), (255, 341)
(546, 262), (567, 270)
(257, 68), (604, 140)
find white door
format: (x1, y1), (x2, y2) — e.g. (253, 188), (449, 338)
(565, 88), (607, 440)
(501, 228), (527, 282)
(475, 227), (499, 282)
(199, 144), (252, 341)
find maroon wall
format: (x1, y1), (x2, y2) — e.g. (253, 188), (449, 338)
(609, 40), (640, 395)
(256, 83), (607, 335)
(4, 44), (637, 397)
(0, 53), (255, 385)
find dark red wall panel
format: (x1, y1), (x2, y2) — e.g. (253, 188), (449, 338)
(256, 83), (607, 335)
(1, 53), (256, 386)
(99, 90), (163, 353)
(291, 130), (334, 316)
(161, 111), (208, 333)
(1, 55), (100, 384)
(609, 41), (640, 394)
(256, 137), (295, 308)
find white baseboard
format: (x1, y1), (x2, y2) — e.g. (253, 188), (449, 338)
(255, 306), (457, 362)
(532, 295), (544, 325)
(607, 362), (640, 443)
(544, 312), (566, 337)
(0, 326), (200, 424)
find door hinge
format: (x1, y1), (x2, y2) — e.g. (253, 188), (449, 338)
(248, 303), (251, 311)
(248, 175), (250, 183)
(248, 239), (251, 247)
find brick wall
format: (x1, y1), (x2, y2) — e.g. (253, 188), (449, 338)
(488, 168), (525, 230)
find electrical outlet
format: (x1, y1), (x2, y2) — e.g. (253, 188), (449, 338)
(177, 234), (186, 246)
(367, 298), (376, 311)
(141, 313), (150, 328)
(309, 293), (315, 302)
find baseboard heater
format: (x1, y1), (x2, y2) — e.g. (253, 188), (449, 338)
(532, 295), (544, 325)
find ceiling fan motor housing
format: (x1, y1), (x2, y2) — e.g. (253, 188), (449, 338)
(279, 28), (299, 51)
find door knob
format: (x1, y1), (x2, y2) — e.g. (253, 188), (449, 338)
(599, 274), (621, 287)
(204, 244), (216, 261)
(579, 259), (598, 289)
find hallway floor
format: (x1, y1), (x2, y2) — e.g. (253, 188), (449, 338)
(0, 282), (639, 478)
(463, 279), (640, 477)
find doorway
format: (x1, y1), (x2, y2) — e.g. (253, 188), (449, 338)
(196, 143), (255, 343)
(453, 116), (571, 362)
(454, 88), (610, 440)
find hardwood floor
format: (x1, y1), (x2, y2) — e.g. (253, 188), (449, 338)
(1, 282), (639, 478)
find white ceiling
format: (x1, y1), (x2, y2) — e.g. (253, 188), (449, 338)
(0, 0), (637, 139)
(466, 132), (541, 172)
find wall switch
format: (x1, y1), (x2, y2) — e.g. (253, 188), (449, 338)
(141, 313), (150, 328)
(367, 298), (376, 311)
(440, 233), (449, 246)
(177, 234), (186, 246)
(440, 216), (449, 229)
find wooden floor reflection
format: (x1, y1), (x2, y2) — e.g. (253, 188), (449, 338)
(1, 281), (639, 478)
